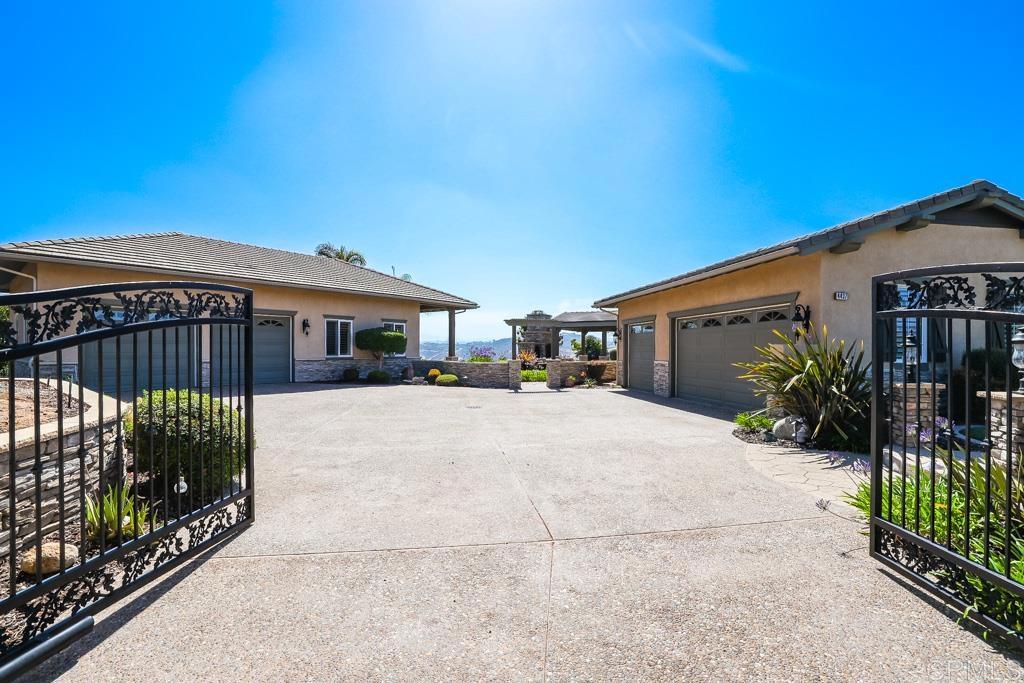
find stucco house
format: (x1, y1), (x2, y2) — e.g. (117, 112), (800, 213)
(595, 180), (1024, 407)
(0, 232), (476, 386)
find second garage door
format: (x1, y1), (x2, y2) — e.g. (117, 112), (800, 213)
(252, 315), (292, 384)
(674, 307), (789, 407)
(626, 321), (655, 391)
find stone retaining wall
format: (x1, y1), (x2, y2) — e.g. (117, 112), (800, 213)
(0, 380), (122, 561)
(545, 360), (618, 388)
(980, 392), (1024, 463)
(296, 358), (414, 383)
(411, 360), (512, 389)
(891, 383), (945, 438)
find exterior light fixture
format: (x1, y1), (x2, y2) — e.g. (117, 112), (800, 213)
(302, 318), (310, 335)
(791, 304), (811, 335)
(904, 329), (919, 383)
(174, 476), (188, 495)
(1011, 327), (1024, 392)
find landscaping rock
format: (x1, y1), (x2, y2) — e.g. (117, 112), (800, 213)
(411, 377), (425, 385)
(773, 416), (803, 441)
(21, 541), (78, 576)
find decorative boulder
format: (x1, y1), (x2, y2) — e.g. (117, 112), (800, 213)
(773, 416), (803, 441)
(21, 542), (78, 576)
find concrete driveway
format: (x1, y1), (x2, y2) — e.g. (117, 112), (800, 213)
(27, 385), (1022, 681)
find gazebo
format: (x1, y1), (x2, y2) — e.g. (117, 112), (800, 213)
(503, 310), (618, 359)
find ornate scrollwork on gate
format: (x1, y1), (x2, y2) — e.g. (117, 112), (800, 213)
(0, 289), (249, 349)
(0, 500), (249, 655)
(982, 273), (1024, 311)
(904, 276), (975, 310)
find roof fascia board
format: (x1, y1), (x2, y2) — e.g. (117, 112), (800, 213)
(1, 251), (478, 309)
(593, 246), (799, 307)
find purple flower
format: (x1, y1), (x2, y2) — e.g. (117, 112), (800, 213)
(827, 451), (843, 465)
(851, 459), (870, 475)
(815, 498), (831, 512)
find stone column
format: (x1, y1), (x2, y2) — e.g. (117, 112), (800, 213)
(508, 360), (522, 391)
(447, 309), (457, 360)
(982, 392), (1024, 465)
(511, 324), (517, 360)
(601, 331), (608, 356)
(579, 330), (587, 360)
(546, 360), (561, 389)
(891, 383), (946, 439)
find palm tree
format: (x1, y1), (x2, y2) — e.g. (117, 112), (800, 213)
(314, 242), (367, 266)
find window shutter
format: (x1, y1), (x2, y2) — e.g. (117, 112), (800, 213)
(326, 320), (339, 356)
(339, 321), (351, 356)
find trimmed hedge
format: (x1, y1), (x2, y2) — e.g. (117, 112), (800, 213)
(366, 369), (390, 384)
(520, 369), (547, 382)
(435, 374), (458, 386)
(124, 389), (245, 500)
(341, 367), (360, 382)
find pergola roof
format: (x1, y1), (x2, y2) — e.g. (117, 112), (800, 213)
(504, 310), (617, 329)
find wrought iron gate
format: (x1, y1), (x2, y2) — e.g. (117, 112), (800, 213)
(871, 264), (1024, 645)
(0, 282), (255, 677)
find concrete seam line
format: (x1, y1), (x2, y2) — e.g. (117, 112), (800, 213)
(542, 541), (554, 683)
(493, 440), (555, 542)
(207, 515), (830, 560)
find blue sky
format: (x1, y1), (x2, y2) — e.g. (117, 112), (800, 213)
(3, 1), (1023, 341)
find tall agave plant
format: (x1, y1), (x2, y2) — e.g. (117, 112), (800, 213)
(735, 324), (871, 451)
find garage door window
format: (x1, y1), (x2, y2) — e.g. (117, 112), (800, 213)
(726, 315), (750, 325)
(630, 324), (654, 335)
(701, 318), (722, 327)
(758, 310), (788, 323)
(679, 320), (698, 330)
(326, 319), (353, 357)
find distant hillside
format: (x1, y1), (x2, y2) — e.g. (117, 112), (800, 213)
(419, 332), (613, 360)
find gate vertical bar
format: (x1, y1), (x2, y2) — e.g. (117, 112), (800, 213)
(244, 293), (255, 521)
(870, 280), (885, 557)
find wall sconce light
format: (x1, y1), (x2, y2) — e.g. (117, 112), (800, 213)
(1011, 327), (1024, 392)
(302, 318), (310, 335)
(904, 329), (918, 383)
(791, 304), (811, 335)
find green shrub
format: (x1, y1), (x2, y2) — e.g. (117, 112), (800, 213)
(341, 367), (360, 382)
(736, 324), (870, 451)
(366, 369), (389, 384)
(845, 448), (1024, 638)
(435, 374), (458, 386)
(735, 411), (774, 431)
(355, 327), (407, 368)
(585, 363), (607, 383)
(426, 368), (441, 384)
(86, 485), (151, 541)
(124, 389), (245, 500)
(520, 369), (547, 382)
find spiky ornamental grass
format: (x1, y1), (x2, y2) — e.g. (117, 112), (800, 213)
(736, 324), (871, 451)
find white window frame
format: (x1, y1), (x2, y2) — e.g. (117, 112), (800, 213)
(382, 320), (407, 357)
(325, 318), (353, 358)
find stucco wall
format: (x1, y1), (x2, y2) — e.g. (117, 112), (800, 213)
(615, 221), (1024, 367)
(616, 252), (823, 361)
(817, 222), (1024, 353)
(27, 261), (423, 365)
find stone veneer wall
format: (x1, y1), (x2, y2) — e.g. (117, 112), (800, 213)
(295, 358), (414, 383)
(0, 380), (122, 561)
(891, 383), (945, 439)
(507, 360), (522, 391)
(653, 360), (670, 397)
(411, 360), (512, 389)
(981, 392), (1024, 464)
(545, 360), (618, 389)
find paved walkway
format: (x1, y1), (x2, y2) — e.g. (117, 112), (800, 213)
(24, 385), (1023, 681)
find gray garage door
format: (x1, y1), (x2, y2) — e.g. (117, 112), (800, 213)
(674, 308), (789, 408)
(252, 315), (291, 384)
(626, 322), (655, 391)
(81, 327), (194, 396)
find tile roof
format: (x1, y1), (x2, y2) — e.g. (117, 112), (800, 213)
(595, 179), (1024, 307)
(0, 232), (476, 308)
(551, 310), (617, 323)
